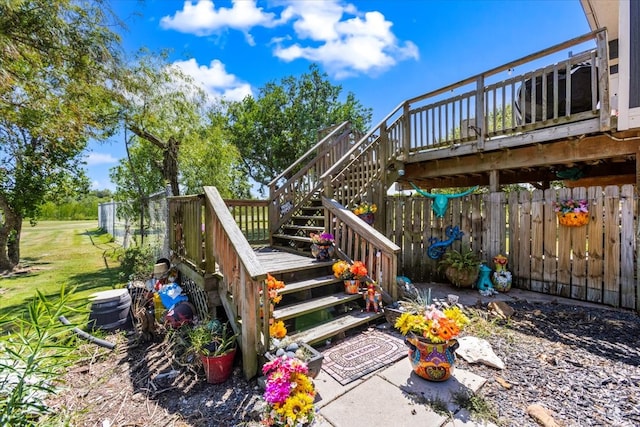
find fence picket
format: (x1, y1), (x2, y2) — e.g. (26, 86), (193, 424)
(586, 187), (604, 303)
(570, 187), (588, 300)
(620, 185), (636, 309)
(603, 186), (621, 306)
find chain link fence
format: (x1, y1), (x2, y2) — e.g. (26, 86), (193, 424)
(98, 189), (169, 259)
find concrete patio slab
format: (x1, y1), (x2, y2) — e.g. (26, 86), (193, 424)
(319, 374), (449, 427)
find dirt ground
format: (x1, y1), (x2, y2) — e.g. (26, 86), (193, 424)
(46, 300), (640, 427)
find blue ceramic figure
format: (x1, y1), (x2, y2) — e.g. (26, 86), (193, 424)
(476, 263), (494, 291)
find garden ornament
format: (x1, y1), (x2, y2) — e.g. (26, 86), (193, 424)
(427, 225), (464, 259)
(476, 263), (494, 292)
(363, 282), (381, 313)
(410, 183), (479, 217)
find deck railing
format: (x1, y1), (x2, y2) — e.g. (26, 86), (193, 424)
(202, 187), (268, 379)
(224, 199), (270, 244)
(268, 121), (354, 234)
(323, 197), (400, 301)
(168, 190), (269, 379)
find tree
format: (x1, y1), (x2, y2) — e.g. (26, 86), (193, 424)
(0, 0), (122, 271)
(112, 52), (249, 202)
(225, 64), (372, 190)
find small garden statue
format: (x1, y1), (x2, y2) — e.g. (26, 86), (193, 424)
(476, 263), (496, 295)
(492, 254), (512, 292)
(363, 282), (381, 313)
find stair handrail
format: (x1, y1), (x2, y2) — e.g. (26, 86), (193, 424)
(323, 196), (400, 301)
(268, 121), (355, 233)
(202, 186), (269, 379)
(268, 121), (351, 190)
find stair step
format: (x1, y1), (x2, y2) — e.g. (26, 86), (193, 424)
(282, 224), (325, 232)
(290, 311), (384, 345)
(273, 293), (361, 321)
(272, 234), (313, 243)
(280, 275), (342, 295)
(291, 215), (324, 221)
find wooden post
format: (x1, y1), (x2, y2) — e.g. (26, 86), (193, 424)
(475, 75), (485, 151)
(636, 150), (640, 313)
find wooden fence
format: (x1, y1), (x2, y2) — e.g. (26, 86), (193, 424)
(385, 185), (638, 311)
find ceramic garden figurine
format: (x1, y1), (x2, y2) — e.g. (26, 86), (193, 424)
(492, 254), (512, 292)
(363, 282), (381, 312)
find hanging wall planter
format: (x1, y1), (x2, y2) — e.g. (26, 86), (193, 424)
(553, 199), (589, 227)
(557, 211), (589, 227)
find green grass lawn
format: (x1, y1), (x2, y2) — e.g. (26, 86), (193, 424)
(0, 220), (123, 318)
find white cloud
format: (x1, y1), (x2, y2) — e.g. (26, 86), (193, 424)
(160, 0), (277, 40)
(274, 4), (419, 78)
(85, 152), (118, 166)
(91, 179), (116, 192)
(160, 0), (419, 79)
(171, 58), (253, 102)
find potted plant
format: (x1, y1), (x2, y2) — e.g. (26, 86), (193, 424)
(188, 320), (238, 384)
(438, 246), (482, 288)
(309, 232), (335, 260)
(352, 202), (377, 225)
(332, 260), (368, 294)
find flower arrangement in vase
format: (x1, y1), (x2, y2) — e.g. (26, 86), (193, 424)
(352, 202), (377, 225)
(552, 198), (589, 227)
(261, 356), (316, 427)
(332, 260), (368, 294)
(309, 232), (335, 260)
(394, 294), (470, 382)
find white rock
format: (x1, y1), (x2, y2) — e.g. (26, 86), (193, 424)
(456, 336), (505, 369)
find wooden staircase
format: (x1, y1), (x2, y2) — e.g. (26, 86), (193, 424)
(255, 247), (384, 346)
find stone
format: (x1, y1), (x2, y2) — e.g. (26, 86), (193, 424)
(456, 336), (505, 369)
(487, 301), (515, 318)
(526, 404), (561, 427)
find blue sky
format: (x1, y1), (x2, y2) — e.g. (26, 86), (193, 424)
(86, 0), (591, 191)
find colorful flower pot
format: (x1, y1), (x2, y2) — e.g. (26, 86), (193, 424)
(344, 280), (360, 294)
(557, 211), (589, 227)
(311, 243), (335, 261)
(405, 334), (458, 382)
(358, 213), (375, 225)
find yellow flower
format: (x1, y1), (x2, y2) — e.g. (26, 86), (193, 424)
(281, 392), (314, 423)
(269, 320), (287, 339)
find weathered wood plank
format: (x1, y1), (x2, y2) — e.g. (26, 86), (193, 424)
(586, 187), (604, 303)
(556, 188), (573, 297)
(603, 186), (621, 306)
(530, 190), (545, 292)
(507, 191), (520, 281)
(571, 187), (588, 300)
(620, 184), (636, 309)
(543, 188), (558, 294)
(517, 191), (532, 290)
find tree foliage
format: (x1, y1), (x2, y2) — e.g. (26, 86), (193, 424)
(111, 51), (248, 217)
(225, 64), (372, 189)
(0, 0), (123, 270)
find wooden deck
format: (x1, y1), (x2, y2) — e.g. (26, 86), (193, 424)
(253, 246), (334, 274)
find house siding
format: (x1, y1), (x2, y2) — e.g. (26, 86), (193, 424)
(631, 0), (640, 108)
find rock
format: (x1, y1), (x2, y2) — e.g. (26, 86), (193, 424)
(495, 376), (513, 389)
(456, 336), (505, 369)
(527, 404), (561, 427)
(488, 301), (515, 318)
(275, 348), (285, 357)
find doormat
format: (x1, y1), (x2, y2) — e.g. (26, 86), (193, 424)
(321, 329), (407, 385)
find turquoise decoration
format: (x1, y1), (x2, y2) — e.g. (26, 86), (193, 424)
(476, 264), (494, 291)
(410, 183), (479, 218)
(427, 225), (464, 259)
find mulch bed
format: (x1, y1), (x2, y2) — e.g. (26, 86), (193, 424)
(46, 300), (640, 427)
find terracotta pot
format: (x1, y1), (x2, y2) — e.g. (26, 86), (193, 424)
(201, 348), (236, 384)
(405, 334), (458, 382)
